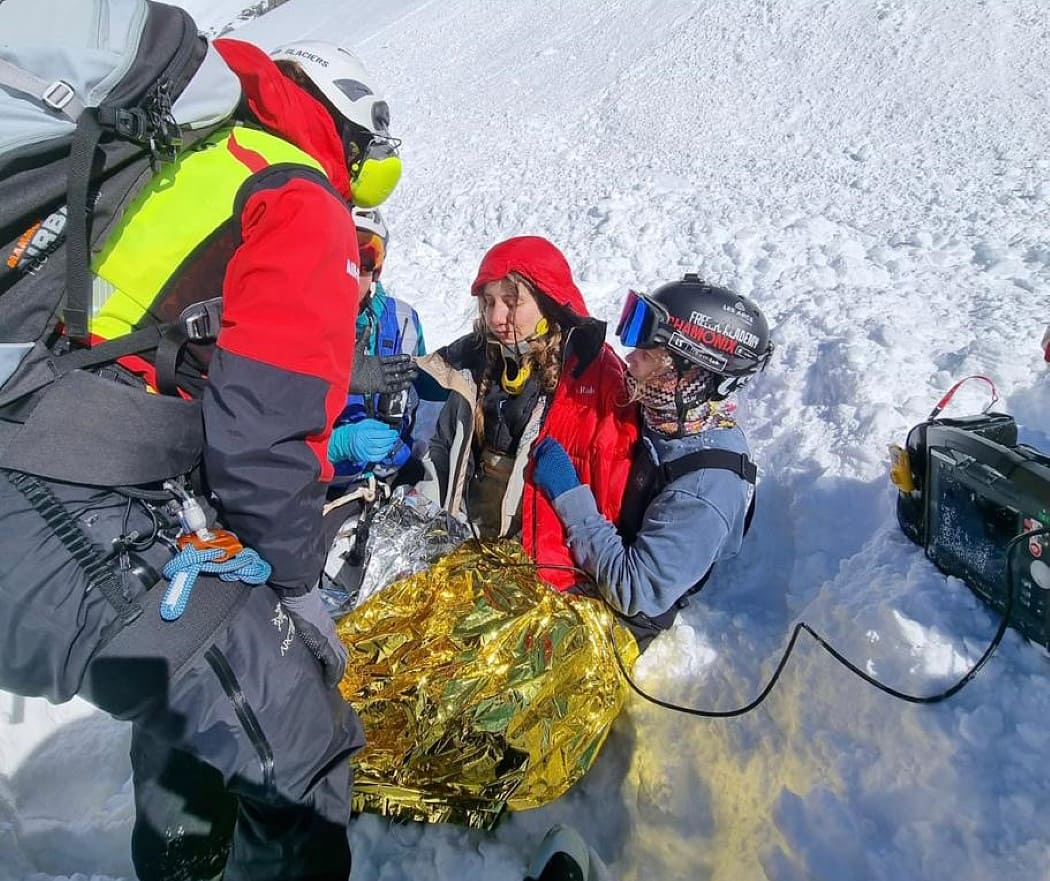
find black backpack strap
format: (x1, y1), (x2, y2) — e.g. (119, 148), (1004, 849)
(63, 108), (106, 339)
(60, 3), (206, 340)
(64, 102), (183, 340)
(662, 448), (758, 536)
(59, 297), (222, 398)
(56, 325), (167, 375)
(660, 448), (757, 485)
(0, 295), (224, 409)
(615, 450), (759, 645)
(0, 324), (168, 411)
(154, 298), (223, 396)
(154, 324), (190, 397)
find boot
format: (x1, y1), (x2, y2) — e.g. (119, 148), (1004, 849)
(525, 824), (611, 881)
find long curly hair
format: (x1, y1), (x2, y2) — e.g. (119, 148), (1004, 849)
(471, 272), (575, 443)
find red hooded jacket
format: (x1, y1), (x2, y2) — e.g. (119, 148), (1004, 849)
(472, 237), (641, 589)
(192, 40), (359, 593)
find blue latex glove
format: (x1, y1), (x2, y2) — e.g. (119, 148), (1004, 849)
(329, 419), (400, 464)
(531, 437), (581, 500)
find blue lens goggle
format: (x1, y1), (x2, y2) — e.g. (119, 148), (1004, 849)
(616, 290), (669, 348)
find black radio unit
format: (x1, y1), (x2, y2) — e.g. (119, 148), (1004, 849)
(892, 413), (1050, 650)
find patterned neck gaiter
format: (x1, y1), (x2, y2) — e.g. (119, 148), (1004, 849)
(628, 368), (737, 437)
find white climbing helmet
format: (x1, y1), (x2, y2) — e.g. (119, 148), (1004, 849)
(271, 41), (402, 207)
(270, 40), (390, 134)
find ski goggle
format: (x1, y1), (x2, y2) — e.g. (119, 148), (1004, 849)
(350, 134), (402, 208)
(357, 229), (385, 275)
(616, 289), (670, 349)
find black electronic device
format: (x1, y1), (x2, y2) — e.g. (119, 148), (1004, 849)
(892, 411), (1050, 649)
(376, 389), (407, 426)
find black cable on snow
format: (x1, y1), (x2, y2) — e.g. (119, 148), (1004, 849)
(605, 528), (1049, 717)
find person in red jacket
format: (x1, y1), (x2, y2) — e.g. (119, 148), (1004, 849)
(118, 38), (403, 881)
(415, 236), (640, 587)
(0, 36), (398, 881)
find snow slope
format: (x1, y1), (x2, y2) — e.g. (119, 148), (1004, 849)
(2, 1), (1049, 879)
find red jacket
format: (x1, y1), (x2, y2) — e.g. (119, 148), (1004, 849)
(198, 40), (359, 593)
(472, 237), (640, 589)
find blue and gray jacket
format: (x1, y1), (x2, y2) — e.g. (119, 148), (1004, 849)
(553, 425), (752, 623)
(332, 281), (426, 487)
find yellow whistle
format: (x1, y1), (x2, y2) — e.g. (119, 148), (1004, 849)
(888, 444), (915, 493)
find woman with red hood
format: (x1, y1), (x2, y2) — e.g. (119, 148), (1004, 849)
(416, 236), (640, 587)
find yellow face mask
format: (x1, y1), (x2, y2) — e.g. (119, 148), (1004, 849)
(351, 152), (402, 208)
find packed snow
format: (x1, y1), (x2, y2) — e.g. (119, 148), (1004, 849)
(2, 1), (1049, 879)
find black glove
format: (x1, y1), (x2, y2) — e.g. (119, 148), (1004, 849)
(348, 336), (418, 394)
(279, 589), (348, 689)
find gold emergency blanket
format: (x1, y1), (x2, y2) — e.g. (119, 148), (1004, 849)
(336, 539), (639, 829)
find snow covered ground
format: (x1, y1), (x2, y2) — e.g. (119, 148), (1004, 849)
(3, 1), (1050, 879)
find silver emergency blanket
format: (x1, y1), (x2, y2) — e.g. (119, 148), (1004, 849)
(355, 486), (473, 606)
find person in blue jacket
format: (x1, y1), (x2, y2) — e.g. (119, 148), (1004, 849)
(327, 207), (426, 488)
(531, 274), (774, 646)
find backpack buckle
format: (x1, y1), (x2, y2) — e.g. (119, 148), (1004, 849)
(42, 80), (76, 112)
(112, 107), (150, 142)
(180, 298), (223, 343)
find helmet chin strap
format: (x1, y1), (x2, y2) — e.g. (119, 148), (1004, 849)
(359, 283), (377, 314)
(674, 365), (688, 439)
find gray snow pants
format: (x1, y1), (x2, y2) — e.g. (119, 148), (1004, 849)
(0, 471), (364, 881)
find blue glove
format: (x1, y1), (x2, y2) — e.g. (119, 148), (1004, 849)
(329, 419), (400, 464)
(531, 437), (581, 500)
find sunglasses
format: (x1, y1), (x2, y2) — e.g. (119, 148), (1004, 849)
(357, 230), (385, 274)
(616, 289), (670, 349)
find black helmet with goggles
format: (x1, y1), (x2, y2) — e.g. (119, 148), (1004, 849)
(617, 273), (774, 396)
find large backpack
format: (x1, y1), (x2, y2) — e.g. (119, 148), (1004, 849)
(0, 0), (241, 486)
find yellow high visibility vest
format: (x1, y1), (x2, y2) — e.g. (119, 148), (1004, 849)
(88, 125), (325, 341)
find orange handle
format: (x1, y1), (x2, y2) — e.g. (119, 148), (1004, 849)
(177, 529), (244, 563)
